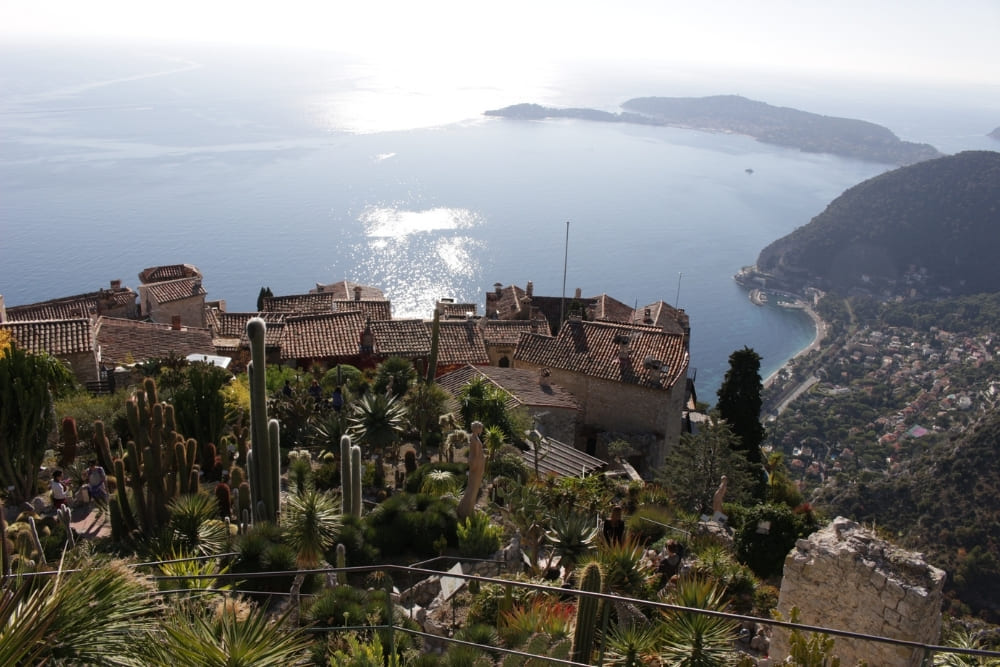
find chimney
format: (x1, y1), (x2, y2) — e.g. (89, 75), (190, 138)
(494, 283), (502, 297)
(354, 285), (362, 301)
(171, 315), (182, 330)
(192, 280), (202, 294)
(644, 307), (652, 324)
(574, 287), (582, 299)
(526, 281), (533, 297)
(110, 279), (122, 290)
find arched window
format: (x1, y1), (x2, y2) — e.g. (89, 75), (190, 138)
(499, 356), (510, 367)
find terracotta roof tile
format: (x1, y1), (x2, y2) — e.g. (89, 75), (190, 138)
(138, 264), (202, 284)
(480, 318), (551, 346)
(209, 312), (286, 349)
(370, 319), (431, 357)
(431, 319), (489, 365)
(95, 317), (215, 364)
(634, 301), (689, 335)
(311, 280), (386, 300)
(262, 293), (336, 313)
(589, 294), (635, 323)
(439, 302), (478, 319)
(484, 284), (527, 319)
(514, 319), (688, 390)
(1, 319), (94, 355)
(436, 364), (579, 411)
(333, 300), (392, 320)
(280, 311), (367, 360)
(6, 288), (137, 322)
(145, 278), (206, 304)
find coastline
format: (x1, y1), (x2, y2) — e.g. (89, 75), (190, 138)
(763, 301), (826, 389)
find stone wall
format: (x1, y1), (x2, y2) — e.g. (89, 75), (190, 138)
(771, 516), (946, 666)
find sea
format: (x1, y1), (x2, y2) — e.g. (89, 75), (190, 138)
(2, 42), (998, 398)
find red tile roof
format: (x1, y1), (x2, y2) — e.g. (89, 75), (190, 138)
(145, 278), (206, 304)
(1, 319), (94, 355)
(311, 280), (386, 300)
(514, 319), (688, 390)
(262, 293), (336, 313)
(480, 318), (551, 346)
(431, 319), (490, 365)
(439, 302), (479, 319)
(370, 319), (431, 357)
(436, 364), (580, 411)
(5, 288), (136, 322)
(633, 301), (689, 336)
(333, 299), (392, 321)
(138, 264), (202, 284)
(95, 317), (215, 364)
(484, 284), (527, 319)
(280, 311), (367, 360)
(209, 311), (286, 350)
(589, 294), (635, 323)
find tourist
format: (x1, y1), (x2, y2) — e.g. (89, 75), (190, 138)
(657, 539), (683, 587)
(50, 469), (68, 510)
(331, 386), (344, 412)
(86, 460), (108, 502)
(282, 379), (293, 397)
(308, 379), (322, 405)
(602, 505), (626, 545)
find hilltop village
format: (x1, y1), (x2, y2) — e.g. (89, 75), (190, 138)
(0, 263), (695, 475)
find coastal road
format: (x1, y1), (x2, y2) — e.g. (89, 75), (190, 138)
(772, 375), (820, 417)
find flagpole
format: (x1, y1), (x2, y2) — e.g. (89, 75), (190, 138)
(559, 221), (570, 328)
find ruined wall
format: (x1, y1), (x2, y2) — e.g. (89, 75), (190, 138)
(772, 516), (946, 666)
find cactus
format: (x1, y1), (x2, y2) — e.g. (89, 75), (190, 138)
(350, 445), (362, 518)
(570, 561), (604, 664)
(336, 543), (347, 585)
(201, 442), (217, 480)
(229, 466), (244, 488)
(0, 496), (10, 578)
(216, 480), (232, 519)
(340, 435), (353, 516)
(92, 420), (114, 478)
(56, 506), (74, 548)
(112, 458), (137, 537)
(59, 417), (78, 467)
(237, 481), (252, 519)
(246, 318), (280, 523)
(26, 517), (46, 565)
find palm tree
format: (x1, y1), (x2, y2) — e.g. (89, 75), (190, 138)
(658, 575), (739, 666)
(374, 355), (418, 398)
(349, 393), (407, 459)
(282, 487), (343, 567)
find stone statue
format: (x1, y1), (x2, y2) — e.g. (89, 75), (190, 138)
(712, 475), (728, 515)
(457, 421), (485, 521)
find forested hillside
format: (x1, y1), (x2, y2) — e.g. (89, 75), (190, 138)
(756, 151), (1000, 295)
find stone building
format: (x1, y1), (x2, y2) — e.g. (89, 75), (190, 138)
(513, 317), (689, 472)
(95, 317), (215, 367)
(435, 364), (581, 445)
(772, 516), (946, 666)
(0, 318), (99, 384)
(137, 265), (207, 328)
(3, 280), (137, 323)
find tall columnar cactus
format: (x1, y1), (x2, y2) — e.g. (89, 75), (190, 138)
(570, 561), (604, 665)
(92, 420), (114, 476)
(246, 318), (280, 523)
(59, 417), (78, 467)
(336, 542), (347, 585)
(112, 458), (137, 538)
(350, 444), (362, 519)
(340, 435), (353, 516)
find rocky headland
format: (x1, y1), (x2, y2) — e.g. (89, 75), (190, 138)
(485, 95), (942, 166)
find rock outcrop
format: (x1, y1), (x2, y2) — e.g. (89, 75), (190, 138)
(771, 517), (946, 666)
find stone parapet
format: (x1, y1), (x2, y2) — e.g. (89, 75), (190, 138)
(771, 516), (945, 666)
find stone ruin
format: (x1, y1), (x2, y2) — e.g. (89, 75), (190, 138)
(771, 516), (946, 666)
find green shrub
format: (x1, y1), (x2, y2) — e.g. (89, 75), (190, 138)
(365, 492), (458, 558)
(467, 580), (538, 627)
(734, 503), (814, 579)
(326, 514), (378, 568)
(312, 461), (341, 491)
(625, 505), (676, 545)
(457, 511), (503, 558)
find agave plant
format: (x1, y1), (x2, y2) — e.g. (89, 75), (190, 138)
(596, 533), (658, 599)
(132, 599), (313, 666)
(349, 392), (407, 459)
(421, 469), (462, 495)
(658, 575), (739, 666)
(281, 487), (342, 567)
(157, 547), (233, 592)
(604, 620), (664, 667)
(545, 510), (599, 572)
(0, 555), (160, 666)
(167, 493), (229, 556)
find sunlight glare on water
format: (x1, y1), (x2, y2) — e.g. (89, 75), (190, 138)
(346, 205), (486, 317)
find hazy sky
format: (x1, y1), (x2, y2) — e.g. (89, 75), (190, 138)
(2, 0), (998, 86)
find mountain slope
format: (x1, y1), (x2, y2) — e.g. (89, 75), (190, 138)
(756, 151), (1000, 295)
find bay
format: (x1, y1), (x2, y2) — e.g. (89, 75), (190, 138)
(2, 43), (992, 396)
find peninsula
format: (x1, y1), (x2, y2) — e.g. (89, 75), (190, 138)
(485, 95), (942, 166)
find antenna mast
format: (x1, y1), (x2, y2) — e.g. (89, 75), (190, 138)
(559, 221), (570, 328)
(675, 272), (683, 308)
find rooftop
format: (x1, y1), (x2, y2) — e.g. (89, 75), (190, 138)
(0, 318), (94, 355)
(95, 317), (215, 365)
